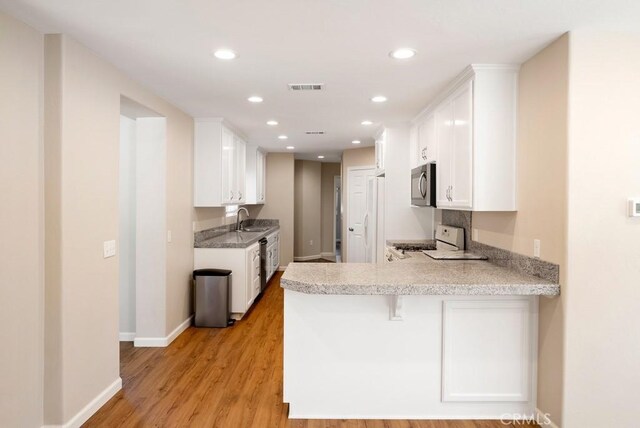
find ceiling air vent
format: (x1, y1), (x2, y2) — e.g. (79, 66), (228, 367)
(288, 83), (324, 91)
(305, 131), (325, 135)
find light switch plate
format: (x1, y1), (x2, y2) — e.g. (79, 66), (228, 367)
(628, 198), (640, 217)
(167, 230), (172, 243)
(103, 240), (116, 258)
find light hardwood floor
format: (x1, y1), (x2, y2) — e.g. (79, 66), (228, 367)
(84, 272), (538, 427)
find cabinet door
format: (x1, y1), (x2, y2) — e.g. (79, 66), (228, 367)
(246, 245), (260, 308)
(409, 125), (419, 168)
(221, 127), (235, 203)
(435, 101), (453, 207)
(450, 81), (473, 210)
(375, 131), (385, 170)
(442, 299), (534, 402)
(273, 234), (280, 271)
(418, 114), (435, 164)
(257, 150), (266, 203)
(234, 137), (246, 204)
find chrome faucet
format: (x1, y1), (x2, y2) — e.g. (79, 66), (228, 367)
(236, 207), (250, 231)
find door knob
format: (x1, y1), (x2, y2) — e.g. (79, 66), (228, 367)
(348, 227), (354, 232)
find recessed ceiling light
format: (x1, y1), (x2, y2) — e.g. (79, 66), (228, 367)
(266, 120), (278, 126)
(371, 95), (387, 103)
(248, 96), (263, 103)
(361, 120), (373, 126)
(213, 49), (237, 60)
(389, 48), (417, 60)
(278, 135), (288, 140)
(352, 140), (361, 145)
(286, 146), (295, 150)
(317, 155), (325, 159)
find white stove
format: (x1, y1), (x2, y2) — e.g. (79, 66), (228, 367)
(422, 225), (487, 260)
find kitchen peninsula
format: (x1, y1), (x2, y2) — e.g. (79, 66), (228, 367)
(281, 252), (559, 420)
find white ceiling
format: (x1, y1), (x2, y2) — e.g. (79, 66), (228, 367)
(2, 0), (640, 161)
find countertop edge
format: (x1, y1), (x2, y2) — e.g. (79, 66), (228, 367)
(280, 278), (561, 297)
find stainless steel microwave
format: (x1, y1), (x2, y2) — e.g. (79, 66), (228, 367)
(411, 163), (436, 207)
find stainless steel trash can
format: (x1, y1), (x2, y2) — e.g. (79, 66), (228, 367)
(193, 269), (233, 328)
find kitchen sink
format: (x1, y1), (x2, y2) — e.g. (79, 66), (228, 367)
(240, 226), (270, 232)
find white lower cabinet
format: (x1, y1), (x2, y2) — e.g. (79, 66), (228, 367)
(265, 231), (280, 279)
(284, 293), (538, 418)
(194, 242), (261, 318)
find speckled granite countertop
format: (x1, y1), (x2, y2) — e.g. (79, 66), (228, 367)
(195, 225), (279, 249)
(281, 251), (560, 296)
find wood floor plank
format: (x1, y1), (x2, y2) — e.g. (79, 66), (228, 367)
(83, 272), (538, 428)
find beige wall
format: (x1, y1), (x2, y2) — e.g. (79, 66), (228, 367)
(43, 34), (194, 424)
(294, 160), (322, 259)
(473, 34), (569, 425)
(0, 12), (44, 428)
(562, 31), (640, 427)
(321, 163), (341, 254)
(249, 153), (295, 266)
(341, 147), (375, 262)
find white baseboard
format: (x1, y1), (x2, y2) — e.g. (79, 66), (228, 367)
(134, 315), (193, 348)
(536, 408), (560, 428)
(42, 378), (122, 428)
(321, 252), (335, 258)
(293, 254), (322, 261)
(278, 266), (286, 271)
(119, 332), (135, 342)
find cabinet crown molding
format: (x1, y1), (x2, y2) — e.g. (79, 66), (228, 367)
(411, 63), (520, 125)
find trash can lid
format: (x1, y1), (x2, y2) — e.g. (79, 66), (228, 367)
(193, 268), (232, 278)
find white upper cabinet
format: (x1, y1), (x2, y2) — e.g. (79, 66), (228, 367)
(246, 145), (266, 205)
(416, 64), (519, 212)
(437, 80), (473, 209)
(194, 118), (248, 207)
(375, 129), (386, 172)
(417, 113), (437, 164)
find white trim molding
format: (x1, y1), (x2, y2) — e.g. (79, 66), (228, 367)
(42, 378), (122, 428)
(134, 315), (193, 347)
(293, 254), (322, 262)
(119, 332), (135, 342)
(535, 408), (560, 428)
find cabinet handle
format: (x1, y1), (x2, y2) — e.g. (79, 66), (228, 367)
(238, 192), (243, 200)
(230, 191), (234, 200)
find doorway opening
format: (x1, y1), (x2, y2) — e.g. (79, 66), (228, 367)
(119, 96), (167, 346)
(333, 176), (342, 263)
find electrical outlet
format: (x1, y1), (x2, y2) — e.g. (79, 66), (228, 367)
(309, 240), (314, 246)
(167, 230), (172, 243)
(533, 239), (541, 258)
(103, 240), (116, 258)
(472, 228), (478, 241)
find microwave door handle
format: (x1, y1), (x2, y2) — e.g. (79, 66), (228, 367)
(419, 172), (427, 198)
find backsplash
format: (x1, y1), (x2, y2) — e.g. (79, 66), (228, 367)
(440, 209), (559, 283)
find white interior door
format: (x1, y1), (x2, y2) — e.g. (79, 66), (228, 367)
(347, 167), (375, 262)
